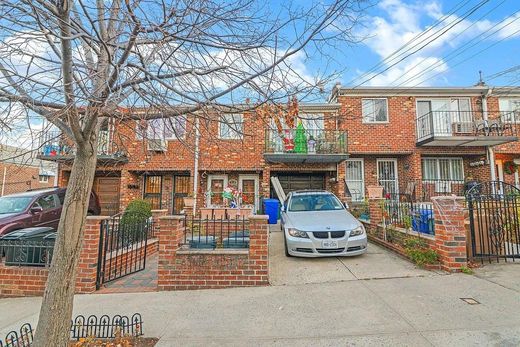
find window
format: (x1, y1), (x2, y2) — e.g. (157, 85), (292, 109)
(34, 195), (57, 210)
(416, 98), (472, 136)
(207, 175), (228, 207)
(143, 176), (162, 209)
(362, 99), (388, 123)
(345, 159), (364, 202)
(136, 116), (187, 140)
(219, 114), (243, 139)
(499, 98), (520, 123)
(288, 194), (344, 212)
(422, 158), (464, 181)
(39, 175), (49, 183)
(298, 114), (324, 130)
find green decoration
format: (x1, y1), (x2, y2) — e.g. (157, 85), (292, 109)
(294, 122), (308, 153)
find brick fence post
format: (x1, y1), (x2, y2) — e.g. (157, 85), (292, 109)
(368, 198), (385, 226)
(151, 209), (168, 237)
(432, 196), (468, 272)
(76, 216), (109, 293)
(248, 215), (269, 286)
(157, 215), (185, 291)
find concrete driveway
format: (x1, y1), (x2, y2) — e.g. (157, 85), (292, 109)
(269, 227), (436, 286)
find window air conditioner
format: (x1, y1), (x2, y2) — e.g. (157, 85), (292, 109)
(147, 139), (167, 152)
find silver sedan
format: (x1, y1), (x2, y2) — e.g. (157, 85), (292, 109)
(281, 190), (367, 257)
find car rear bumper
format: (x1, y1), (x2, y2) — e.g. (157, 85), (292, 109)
(285, 233), (367, 257)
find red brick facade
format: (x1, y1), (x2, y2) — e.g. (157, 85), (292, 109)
(0, 161), (55, 196)
(49, 87), (520, 215)
(157, 215), (269, 290)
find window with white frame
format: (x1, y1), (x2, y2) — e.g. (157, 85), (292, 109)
(422, 158), (464, 181)
(135, 116), (187, 140)
(499, 98), (520, 123)
(39, 175), (49, 183)
(219, 114), (243, 139)
(362, 99), (388, 123)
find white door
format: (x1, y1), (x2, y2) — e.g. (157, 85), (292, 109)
(431, 99), (451, 136)
(377, 159), (398, 196)
(239, 175), (259, 211)
(345, 159), (364, 202)
(207, 175), (228, 207)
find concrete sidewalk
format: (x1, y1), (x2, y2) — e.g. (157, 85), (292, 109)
(1, 270), (520, 346)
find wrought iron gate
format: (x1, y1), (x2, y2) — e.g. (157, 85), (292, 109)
(466, 181), (520, 263)
(96, 214), (151, 289)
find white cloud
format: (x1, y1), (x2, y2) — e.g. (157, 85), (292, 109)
(353, 0), (520, 86)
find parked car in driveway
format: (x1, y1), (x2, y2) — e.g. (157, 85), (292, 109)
(0, 188), (101, 236)
(281, 190), (367, 257)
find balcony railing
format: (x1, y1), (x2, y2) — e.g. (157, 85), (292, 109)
(416, 111), (518, 146)
(38, 130), (128, 163)
(264, 129), (348, 163)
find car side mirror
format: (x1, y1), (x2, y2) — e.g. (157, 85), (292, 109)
(30, 206), (43, 214)
(343, 201), (350, 209)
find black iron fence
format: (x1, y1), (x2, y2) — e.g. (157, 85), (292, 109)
(0, 323), (33, 347)
(0, 240), (55, 267)
(264, 129), (348, 154)
(184, 215), (250, 249)
(70, 313), (144, 340)
(97, 214), (151, 288)
(383, 194), (435, 235)
(467, 181), (520, 263)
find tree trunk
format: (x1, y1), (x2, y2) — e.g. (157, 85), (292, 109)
(33, 135), (98, 347)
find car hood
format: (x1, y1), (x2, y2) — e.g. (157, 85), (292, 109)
(285, 210), (361, 232)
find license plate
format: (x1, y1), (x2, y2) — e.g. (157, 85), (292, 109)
(321, 240), (338, 249)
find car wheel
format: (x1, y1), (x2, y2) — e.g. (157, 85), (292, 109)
(283, 232), (292, 257)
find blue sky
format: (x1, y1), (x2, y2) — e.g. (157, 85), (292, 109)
(288, 0), (520, 90)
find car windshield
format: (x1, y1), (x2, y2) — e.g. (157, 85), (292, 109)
(288, 194), (344, 212)
(0, 196), (33, 214)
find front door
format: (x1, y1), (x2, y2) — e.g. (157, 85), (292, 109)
(377, 159), (398, 196)
(345, 159), (364, 202)
(239, 175), (259, 211)
(172, 176), (190, 214)
(143, 175), (162, 209)
(93, 177), (121, 215)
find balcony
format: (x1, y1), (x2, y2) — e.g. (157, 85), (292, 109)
(416, 111), (518, 146)
(37, 131), (128, 164)
(264, 129), (348, 164)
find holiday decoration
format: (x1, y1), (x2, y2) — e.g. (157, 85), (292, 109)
(294, 121), (308, 153)
(504, 161), (518, 175)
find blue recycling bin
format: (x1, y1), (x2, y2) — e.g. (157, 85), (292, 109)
(412, 209), (434, 234)
(263, 199), (280, 224)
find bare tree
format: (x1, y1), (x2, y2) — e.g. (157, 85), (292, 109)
(0, 0), (366, 345)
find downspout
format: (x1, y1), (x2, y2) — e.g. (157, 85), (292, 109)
(1, 167), (6, 196)
(482, 87), (496, 182)
(192, 116), (200, 215)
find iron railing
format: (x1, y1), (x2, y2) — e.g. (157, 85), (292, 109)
(264, 129), (348, 154)
(184, 215), (250, 249)
(0, 323), (33, 347)
(70, 313), (144, 340)
(38, 130), (127, 159)
(466, 181), (520, 263)
(0, 240), (55, 267)
(416, 110), (517, 142)
(383, 194), (435, 235)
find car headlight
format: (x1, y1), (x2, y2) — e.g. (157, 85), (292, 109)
(350, 225), (365, 237)
(287, 228), (309, 238)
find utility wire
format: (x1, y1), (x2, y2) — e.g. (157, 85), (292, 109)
(346, 0), (473, 85)
(349, 0), (490, 89)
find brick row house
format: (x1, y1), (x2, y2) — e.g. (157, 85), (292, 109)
(38, 85), (520, 215)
